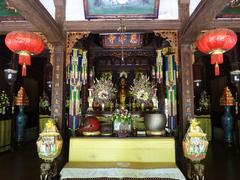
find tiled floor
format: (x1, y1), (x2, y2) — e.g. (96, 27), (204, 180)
(0, 142), (40, 180)
(204, 141), (240, 180)
(1, 140), (240, 180)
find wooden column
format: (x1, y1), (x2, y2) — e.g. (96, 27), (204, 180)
(51, 45), (67, 169)
(179, 0), (189, 32)
(179, 44), (195, 137)
(51, 45), (66, 130)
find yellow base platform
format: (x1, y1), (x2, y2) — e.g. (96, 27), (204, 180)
(69, 137), (176, 163)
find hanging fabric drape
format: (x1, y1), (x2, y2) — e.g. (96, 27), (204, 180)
(67, 49), (83, 132)
(155, 49), (163, 83)
(81, 51), (88, 85)
(165, 54), (177, 130)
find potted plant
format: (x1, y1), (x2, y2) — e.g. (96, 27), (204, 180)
(39, 96), (50, 115)
(0, 91), (10, 115)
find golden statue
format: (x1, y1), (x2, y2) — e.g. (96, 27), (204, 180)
(117, 76), (128, 108)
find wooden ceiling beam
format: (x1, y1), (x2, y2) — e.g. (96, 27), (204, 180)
(64, 20), (181, 32)
(180, 0), (229, 44)
(7, 0), (63, 44)
(210, 19), (240, 32)
(0, 21), (38, 33)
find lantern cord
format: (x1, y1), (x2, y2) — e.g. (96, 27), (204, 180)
(22, 63), (27, 77)
(215, 63), (220, 76)
(211, 52), (223, 65)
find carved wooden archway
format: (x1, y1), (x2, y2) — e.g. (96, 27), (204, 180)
(154, 30), (179, 65)
(37, 32), (54, 64)
(66, 32), (90, 65)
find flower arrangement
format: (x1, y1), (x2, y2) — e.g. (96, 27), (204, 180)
(39, 96), (50, 113)
(130, 74), (155, 105)
(111, 107), (132, 125)
(198, 91), (210, 113)
(112, 107), (132, 136)
(0, 91), (10, 114)
(91, 74), (117, 105)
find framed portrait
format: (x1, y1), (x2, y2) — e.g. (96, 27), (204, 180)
(217, 2), (240, 18)
(84, 0), (159, 19)
(0, 0), (24, 21)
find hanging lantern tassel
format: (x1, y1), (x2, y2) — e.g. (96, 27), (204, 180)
(19, 54), (31, 77)
(22, 63), (27, 77)
(214, 63), (220, 76)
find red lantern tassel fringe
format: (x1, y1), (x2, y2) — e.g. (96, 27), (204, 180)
(22, 63), (27, 77)
(211, 53), (223, 65)
(19, 54), (31, 66)
(215, 63), (220, 76)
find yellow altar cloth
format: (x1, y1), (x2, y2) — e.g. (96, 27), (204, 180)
(61, 137), (185, 179)
(0, 119), (11, 152)
(69, 137), (175, 163)
(195, 115), (212, 141)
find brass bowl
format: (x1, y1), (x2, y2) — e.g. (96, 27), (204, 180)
(144, 113), (166, 132)
(82, 131), (100, 136)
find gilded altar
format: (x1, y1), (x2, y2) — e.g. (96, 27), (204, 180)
(66, 32), (179, 135)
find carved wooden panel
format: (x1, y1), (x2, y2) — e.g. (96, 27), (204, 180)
(66, 32), (89, 65)
(154, 30), (179, 65)
(37, 32), (54, 65)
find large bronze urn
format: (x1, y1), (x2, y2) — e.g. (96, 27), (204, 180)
(144, 113), (166, 135)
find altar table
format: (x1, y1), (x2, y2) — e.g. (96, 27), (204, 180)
(60, 137), (186, 180)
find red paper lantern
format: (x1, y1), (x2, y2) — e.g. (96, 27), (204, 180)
(196, 28), (237, 76)
(5, 31), (45, 76)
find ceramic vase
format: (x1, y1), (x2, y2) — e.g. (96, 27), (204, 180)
(16, 106), (27, 143)
(221, 106), (233, 144)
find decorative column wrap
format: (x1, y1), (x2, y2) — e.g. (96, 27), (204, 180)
(155, 49), (163, 83)
(81, 51), (88, 113)
(67, 49), (83, 132)
(81, 51), (88, 85)
(165, 54), (177, 130)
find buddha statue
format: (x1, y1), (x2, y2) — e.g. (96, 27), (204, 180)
(117, 76), (128, 108)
